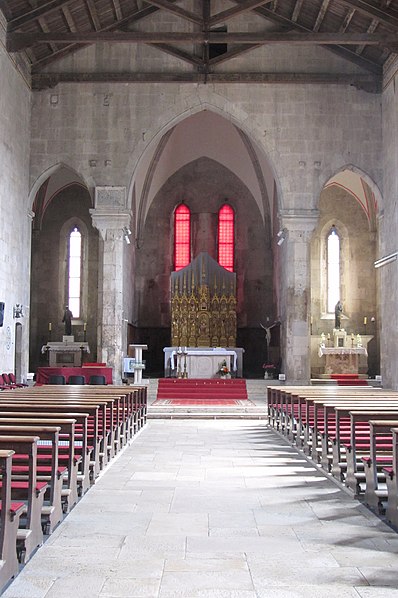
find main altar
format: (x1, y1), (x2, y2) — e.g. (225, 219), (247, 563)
(166, 253), (244, 378)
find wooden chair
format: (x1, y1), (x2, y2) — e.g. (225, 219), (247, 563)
(68, 375), (85, 385)
(48, 375), (66, 385)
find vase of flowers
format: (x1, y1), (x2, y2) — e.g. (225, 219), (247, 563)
(262, 363), (276, 380)
(218, 360), (230, 379)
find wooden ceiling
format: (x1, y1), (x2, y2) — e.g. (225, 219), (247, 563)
(2, 0), (398, 91)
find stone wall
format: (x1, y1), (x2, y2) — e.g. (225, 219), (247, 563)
(381, 60), (398, 389)
(0, 38), (31, 381)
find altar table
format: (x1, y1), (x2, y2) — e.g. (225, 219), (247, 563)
(163, 347), (243, 379)
(318, 347), (368, 375)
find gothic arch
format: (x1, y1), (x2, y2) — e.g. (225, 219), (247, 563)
(29, 162), (92, 213)
(129, 106), (279, 243)
(319, 164), (383, 225)
(126, 99), (283, 231)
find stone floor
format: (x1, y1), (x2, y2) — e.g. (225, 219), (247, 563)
(4, 420), (398, 598)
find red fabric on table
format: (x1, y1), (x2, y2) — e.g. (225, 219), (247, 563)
(36, 366), (113, 385)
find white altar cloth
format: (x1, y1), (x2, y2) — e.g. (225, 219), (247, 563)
(163, 347), (244, 378)
(318, 346), (367, 358)
(170, 349), (237, 371)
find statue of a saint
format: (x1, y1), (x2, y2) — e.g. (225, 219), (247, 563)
(62, 306), (73, 336)
(335, 300), (343, 329)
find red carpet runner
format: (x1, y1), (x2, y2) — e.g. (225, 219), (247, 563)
(154, 378), (249, 406)
(330, 374), (368, 386)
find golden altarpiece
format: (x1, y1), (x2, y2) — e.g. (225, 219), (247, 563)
(171, 253), (237, 348)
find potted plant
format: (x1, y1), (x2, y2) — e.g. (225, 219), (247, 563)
(262, 363), (276, 380)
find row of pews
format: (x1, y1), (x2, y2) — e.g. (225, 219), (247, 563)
(0, 383), (147, 592)
(268, 385), (398, 530)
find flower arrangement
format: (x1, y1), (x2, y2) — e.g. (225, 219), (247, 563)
(218, 360), (230, 376)
(262, 363), (276, 380)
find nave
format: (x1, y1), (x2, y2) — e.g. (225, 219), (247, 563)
(4, 420), (398, 598)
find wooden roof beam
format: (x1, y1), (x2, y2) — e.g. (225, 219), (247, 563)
(292, 0), (304, 23)
(144, 0), (202, 24)
(7, 31), (398, 51)
(7, 0), (72, 31)
(62, 6), (78, 32)
(86, 0), (101, 31)
(112, 0), (123, 21)
(31, 70), (381, 92)
(209, 0), (273, 27)
(250, 5), (382, 74)
(313, 0), (330, 32)
(335, 0), (398, 30)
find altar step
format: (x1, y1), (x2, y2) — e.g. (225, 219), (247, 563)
(147, 405), (267, 420)
(156, 378), (248, 401)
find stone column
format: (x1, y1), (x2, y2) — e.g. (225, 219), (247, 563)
(90, 187), (132, 384)
(278, 211), (319, 384)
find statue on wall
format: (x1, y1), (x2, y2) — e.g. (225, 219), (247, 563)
(62, 306), (73, 336)
(335, 300), (343, 329)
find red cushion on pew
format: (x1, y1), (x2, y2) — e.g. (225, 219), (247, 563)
(0, 501), (25, 514)
(0, 481), (47, 492)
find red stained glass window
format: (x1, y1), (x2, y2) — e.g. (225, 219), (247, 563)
(174, 204), (191, 271)
(218, 204), (234, 272)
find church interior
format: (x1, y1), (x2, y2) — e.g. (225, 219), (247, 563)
(2, 0), (398, 594)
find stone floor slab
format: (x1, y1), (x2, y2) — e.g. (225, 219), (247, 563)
(3, 420), (398, 598)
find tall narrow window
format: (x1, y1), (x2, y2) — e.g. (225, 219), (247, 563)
(327, 227), (340, 313)
(68, 227), (82, 317)
(174, 204), (191, 271)
(218, 204), (234, 272)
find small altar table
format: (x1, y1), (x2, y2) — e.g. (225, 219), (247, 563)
(318, 347), (368, 375)
(41, 341), (90, 367)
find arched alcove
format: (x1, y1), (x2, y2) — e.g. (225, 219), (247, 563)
(29, 169), (99, 372)
(132, 156), (274, 376)
(310, 169), (379, 378)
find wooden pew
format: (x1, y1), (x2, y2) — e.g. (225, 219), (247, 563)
(0, 425), (63, 535)
(0, 411), (87, 511)
(0, 436), (46, 563)
(0, 449), (25, 592)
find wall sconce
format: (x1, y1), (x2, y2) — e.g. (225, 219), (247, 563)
(277, 229), (286, 246)
(123, 226), (132, 244)
(13, 304), (24, 318)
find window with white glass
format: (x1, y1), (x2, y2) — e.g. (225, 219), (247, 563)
(327, 227), (340, 313)
(67, 227), (82, 318)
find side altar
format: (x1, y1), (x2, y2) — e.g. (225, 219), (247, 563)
(316, 328), (371, 375)
(166, 252), (244, 378)
(41, 336), (90, 367)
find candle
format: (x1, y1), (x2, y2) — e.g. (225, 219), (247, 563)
(83, 322), (87, 331)
(363, 317), (367, 325)
(48, 322), (52, 331)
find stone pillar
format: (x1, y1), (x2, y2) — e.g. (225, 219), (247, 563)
(279, 211), (319, 384)
(90, 187), (132, 384)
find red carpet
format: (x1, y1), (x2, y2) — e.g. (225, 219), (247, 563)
(154, 378), (249, 405)
(330, 374), (368, 386)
